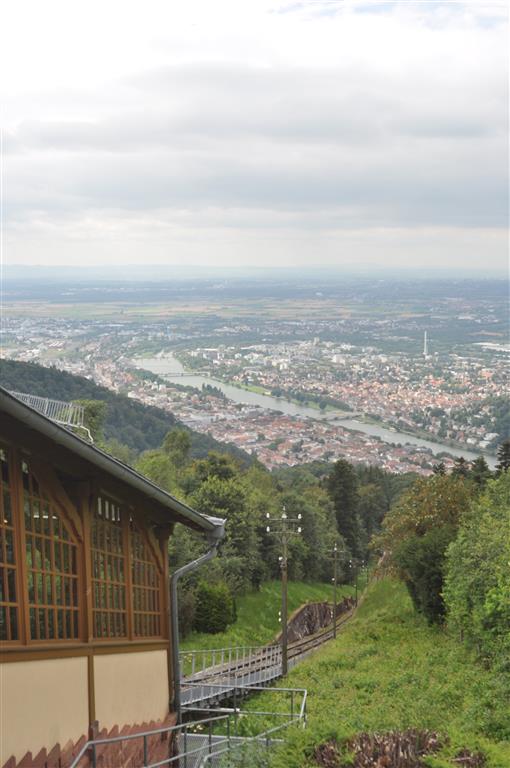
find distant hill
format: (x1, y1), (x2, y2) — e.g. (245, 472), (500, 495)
(0, 359), (253, 463)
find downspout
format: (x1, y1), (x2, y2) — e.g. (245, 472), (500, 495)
(169, 518), (225, 721)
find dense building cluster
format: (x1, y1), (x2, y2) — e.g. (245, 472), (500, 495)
(2, 289), (506, 475)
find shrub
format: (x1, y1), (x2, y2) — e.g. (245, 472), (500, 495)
(394, 525), (457, 623)
(193, 580), (236, 634)
(178, 585), (196, 638)
(443, 473), (510, 666)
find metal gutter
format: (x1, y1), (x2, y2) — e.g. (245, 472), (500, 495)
(169, 528), (224, 721)
(0, 387), (224, 535)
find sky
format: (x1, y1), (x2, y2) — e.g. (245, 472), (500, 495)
(1, 0), (508, 274)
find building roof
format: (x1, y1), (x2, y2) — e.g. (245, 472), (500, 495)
(0, 386), (224, 540)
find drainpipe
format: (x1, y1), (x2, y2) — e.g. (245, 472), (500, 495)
(170, 518), (225, 721)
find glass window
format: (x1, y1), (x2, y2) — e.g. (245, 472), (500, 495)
(22, 461), (80, 641)
(91, 496), (128, 638)
(0, 447), (19, 642)
(131, 522), (161, 638)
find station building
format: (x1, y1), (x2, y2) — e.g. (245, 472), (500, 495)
(0, 387), (223, 767)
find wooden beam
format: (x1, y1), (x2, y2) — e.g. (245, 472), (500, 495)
(9, 447), (29, 645)
(87, 654), (96, 725)
(28, 456), (84, 541)
(0, 640), (168, 663)
(78, 482), (95, 644)
(131, 508), (165, 574)
(1, 414), (204, 531)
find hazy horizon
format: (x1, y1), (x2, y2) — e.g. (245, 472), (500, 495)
(3, 262), (508, 282)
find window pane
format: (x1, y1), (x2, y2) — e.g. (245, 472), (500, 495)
(0, 447), (19, 641)
(3, 490), (12, 525)
(22, 461), (80, 641)
(91, 496), (128, 639)
(131, 523), (162, 638)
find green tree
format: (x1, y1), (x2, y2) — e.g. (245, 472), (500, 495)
(394, 524), (457, 624)
(163, 428), (191, 468)
(495, 440), (510, 475)
(357, 482), (387, 547)
(326, 459), (360, 555)
(183, 452), (240, 493)
(136, 450), (179, 494)
(102, 438), (137, 465)
(443, 473), (510, 665)
(451, 455), (470, 478)
(75, 399), (107, 442)
(470, 455), (492, 488)
(377, 474), (472, 558)
(379, 475), (473, 625)
(193, 581), (235, 634)
(190, 474), (258, 593)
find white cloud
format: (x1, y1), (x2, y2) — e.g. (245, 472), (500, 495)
(1, 0), (508, 269)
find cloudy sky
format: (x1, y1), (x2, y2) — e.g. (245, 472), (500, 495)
(1, 0), (508, 273)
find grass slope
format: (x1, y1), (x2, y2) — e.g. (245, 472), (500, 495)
(256, 578), (510, 767)
(181, 580), (354, 651)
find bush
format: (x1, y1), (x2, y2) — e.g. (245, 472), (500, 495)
(394, 524), (456, 624)
(178, 585), (196, 638)
(443, 473), (510, 666)
(193, 581), (236, 634)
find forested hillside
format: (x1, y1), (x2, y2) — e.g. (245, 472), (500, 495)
(130, 427), (416, 636)
(0, 359), (252, 462)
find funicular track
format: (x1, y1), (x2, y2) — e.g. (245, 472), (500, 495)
(180, 606), (354, 708)
(67, 605), (357, 767)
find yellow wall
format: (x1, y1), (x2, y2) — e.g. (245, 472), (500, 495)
(94, 650), (169, 729)
(0, 657), (89, 765)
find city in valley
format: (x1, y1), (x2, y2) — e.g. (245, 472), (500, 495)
(2, 276), (508, 475)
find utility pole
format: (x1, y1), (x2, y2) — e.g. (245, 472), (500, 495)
(266, 506), (302, 676)
(332, 543), (338, 638)
(281, 534), (288, 675)
(320, 541), (345, 638)
(329, 543), (343, 638)
(348, 558), (358, 604)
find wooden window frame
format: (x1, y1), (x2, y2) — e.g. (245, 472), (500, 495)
(90, 494), (130, 640)
(0, 444), (22, 645)
(91, 493), (166, 643)
(21, 459), (83, 644)
(130, 519), (164, 639)
(0, 443), (168, 653)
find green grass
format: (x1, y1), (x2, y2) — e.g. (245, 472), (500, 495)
(181, 580), (354, 651)
(244, 578), (510, 768)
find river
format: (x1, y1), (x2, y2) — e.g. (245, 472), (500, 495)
(133, 354), (495, 467)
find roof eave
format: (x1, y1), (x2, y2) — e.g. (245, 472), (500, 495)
(0, 388), (225, 539)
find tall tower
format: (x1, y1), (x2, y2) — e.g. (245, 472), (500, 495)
(423, 331), (428, 358)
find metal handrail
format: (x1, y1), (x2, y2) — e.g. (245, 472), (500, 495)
(184, 684), (307, 724)
(67, 714), (230, 768)
(180, 643), (281, 681)
(179, 600), (355, 680)
(197, 689), (307, 766)
(68, 686), (306, 768)
(9, 391), (93, 441)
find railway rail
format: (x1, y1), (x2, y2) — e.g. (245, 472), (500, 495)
(180, 607), (354, 708)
